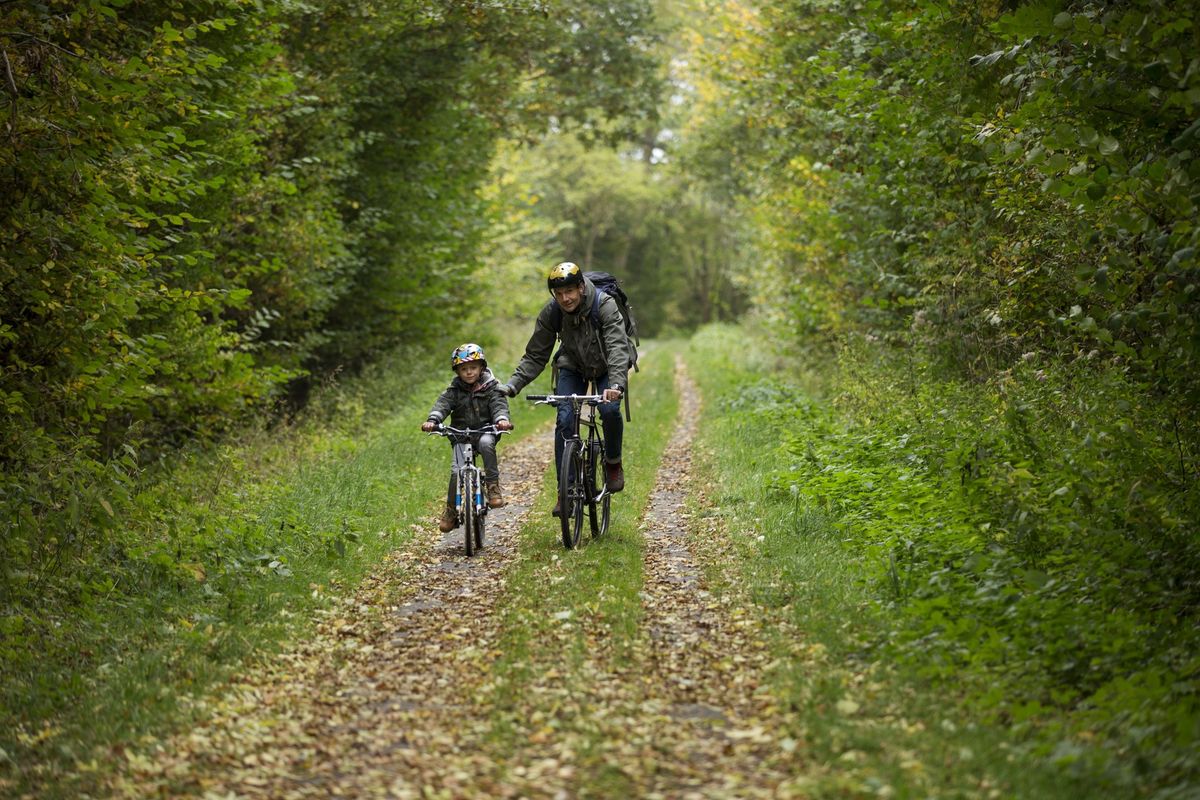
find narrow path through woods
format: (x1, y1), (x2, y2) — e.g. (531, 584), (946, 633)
(484, 358), (801, 798)
(113, 427), (556, 798)
(113, 359), (808, 799)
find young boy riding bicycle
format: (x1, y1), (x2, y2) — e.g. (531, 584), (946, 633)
(422, 343), (513, 532)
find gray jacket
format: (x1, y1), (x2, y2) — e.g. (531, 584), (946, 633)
(427, 368), (510, 429)
(508, 276), (633, 394)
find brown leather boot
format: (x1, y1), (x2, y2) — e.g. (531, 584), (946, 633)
(438, 505), (457, 533)
(551, 497), (562, 517)
(486, 482), (505, 509)
(605, 461), (625, 493)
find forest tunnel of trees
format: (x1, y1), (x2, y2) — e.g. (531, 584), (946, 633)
(2, 0), (1199, 795)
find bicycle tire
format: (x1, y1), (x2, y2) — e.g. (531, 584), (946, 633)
(559, 445), (585, 549)
(587, 440), (610, 538)
(463, 471), (476, 557)
(474, 490), (486, 552)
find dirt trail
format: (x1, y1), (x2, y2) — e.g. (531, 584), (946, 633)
(114, 360), (804, 798)
(628, 359), (799, 795)
(114, 427), (556, 799)
(489, 358), (801, 798)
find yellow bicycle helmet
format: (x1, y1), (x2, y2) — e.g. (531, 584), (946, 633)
(546, 261), (584, 291)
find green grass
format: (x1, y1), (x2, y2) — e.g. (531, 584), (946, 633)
(0, 340), (544, 798)
(484, 343), (678, 787)
(684, 324), (1116, 799)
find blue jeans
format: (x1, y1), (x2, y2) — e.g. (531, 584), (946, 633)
(554, 367), (623, 480)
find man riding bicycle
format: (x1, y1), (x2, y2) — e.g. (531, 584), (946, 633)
(500, 262), (634, 515)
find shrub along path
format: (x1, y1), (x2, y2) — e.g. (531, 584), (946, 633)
(109, 359), (808, 798)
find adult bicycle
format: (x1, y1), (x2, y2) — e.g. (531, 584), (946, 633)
(427, 424), (505, 557)
(527, 393), (611, 549)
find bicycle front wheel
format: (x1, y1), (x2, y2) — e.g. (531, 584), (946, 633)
(463, 471), (477, 557)
(559, 444), (585, 549)
(474, 500), (486, 552)
(587, 440), (610, 538)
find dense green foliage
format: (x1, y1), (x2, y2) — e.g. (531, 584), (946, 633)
(685, 1), (1200, 791)
(781, 342), (1198, 791)
(483, 132), (752, 337)
(0, 0), (663, 667)
(0, 0), (662, 442)
(722, 1), (1200, 391)
(688, 325), (1113, 797)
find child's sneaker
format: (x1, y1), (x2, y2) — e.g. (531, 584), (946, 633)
(438, 505), (457, 532)
(486, 482), (505, 509)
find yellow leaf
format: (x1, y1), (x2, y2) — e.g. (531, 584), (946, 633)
(835, 698), (860, 715)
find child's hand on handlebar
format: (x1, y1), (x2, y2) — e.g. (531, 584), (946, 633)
(497, 420), (513, 431)
(421, 420), (437, 432)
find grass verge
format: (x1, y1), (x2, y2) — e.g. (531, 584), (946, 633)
(684, 324), (1120, 799)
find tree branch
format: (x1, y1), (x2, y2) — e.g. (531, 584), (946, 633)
(0, 32), (91, 61)
(2, 46), (17, 99)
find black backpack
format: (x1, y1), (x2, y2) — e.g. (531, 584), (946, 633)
(548, 270), (640, 419)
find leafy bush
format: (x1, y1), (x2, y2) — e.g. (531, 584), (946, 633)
(687, 1), (1200, 786)
(798, 342), (1198, 789)
(691, 323), (1200, 794)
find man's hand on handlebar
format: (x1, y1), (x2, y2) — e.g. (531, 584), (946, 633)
(497, 419), (513, 431)
(421, 420), (438, 432)
(602, 386), (623, 403)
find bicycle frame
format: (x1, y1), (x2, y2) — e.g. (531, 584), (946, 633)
(428, 424), (504, 557)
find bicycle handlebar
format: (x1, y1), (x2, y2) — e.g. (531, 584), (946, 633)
(427, 424), (508, 438)
(526, 394), (605, 405)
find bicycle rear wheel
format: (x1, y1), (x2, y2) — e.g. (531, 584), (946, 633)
(587, 440), (610, 538)
(463, 471), (477, 557)
(559, 445), (585, 549)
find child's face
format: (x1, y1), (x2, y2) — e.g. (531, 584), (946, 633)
(456, 361), (484, 384)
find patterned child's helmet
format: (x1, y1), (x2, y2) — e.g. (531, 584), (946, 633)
(451, 342), (487, 370)
(547, 261), (584, 291)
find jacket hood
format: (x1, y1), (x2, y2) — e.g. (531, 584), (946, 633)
(451, 367), (498, 391)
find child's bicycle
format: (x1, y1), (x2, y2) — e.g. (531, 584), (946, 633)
(427, 424), (506, 557)
(527, 393), (611, 549)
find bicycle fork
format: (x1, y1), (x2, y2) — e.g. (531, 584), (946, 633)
(588, 441), (608, 503)
(456, 469), (484, 515)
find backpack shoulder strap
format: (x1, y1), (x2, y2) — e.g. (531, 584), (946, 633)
(589, 289), (602, 328)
